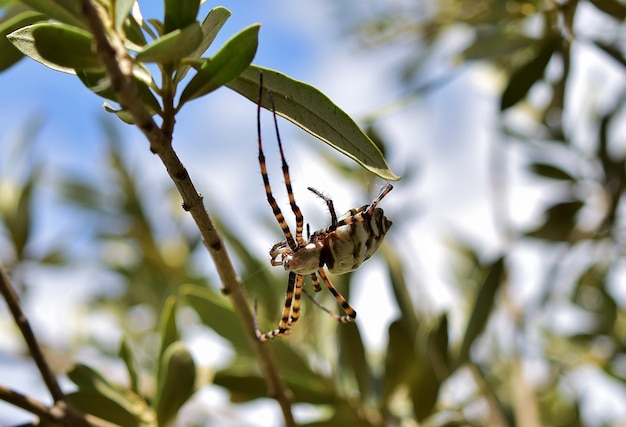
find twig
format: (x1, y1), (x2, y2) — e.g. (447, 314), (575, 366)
(0, 267), (99, 427)
(78, 1), (295, 425)
(0, 265), (64, 403)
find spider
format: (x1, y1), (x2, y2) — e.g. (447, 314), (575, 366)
(255, 74), (393, 341)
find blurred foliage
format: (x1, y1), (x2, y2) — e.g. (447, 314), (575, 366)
(1, 0), (626, 426)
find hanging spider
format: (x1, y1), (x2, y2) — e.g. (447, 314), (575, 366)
(255, 73), (393, 341)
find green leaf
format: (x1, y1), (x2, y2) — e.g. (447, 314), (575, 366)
(113, 0), (136, 32)
(174, 6), (232, 84)
(67, 364), (148, 427)
(589, 0), (626, 20)
(7, 23), (101, 73)
(530, 162), (576, 181)
(594, 39), (626, 68)
(227, 65), (399, 180)
(20, 0), (85, 29)
(500, 35), (560, 110)
(338, 323), (373, 401)
(455, 257), (505, 368)
(525, 200), (584, 241)
(158, 295), (179, 368)
(153, 342), (196, 427)
(118, 338), (140, 394)
(179, 23), (259, 103)
(76, 68), (161, 115)
(0, 8), (45, 72)
(180, 284), (253, 355)
(214, 363), (336, 404)
(382, 319), (417, 405)
(164, 0), (200, 33)
(135, 21), (203, 64)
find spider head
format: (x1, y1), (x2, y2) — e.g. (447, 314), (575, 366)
(270, 240), (323, 275)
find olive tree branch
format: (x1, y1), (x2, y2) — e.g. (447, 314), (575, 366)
(78, 1), (295, 424)
(0, 265), (64, 403)
(0, 266), (103, 427)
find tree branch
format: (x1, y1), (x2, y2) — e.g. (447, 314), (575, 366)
(0, 265), (64, 403)
(0, 266), (102, 427)
(78, 1), (295, 424)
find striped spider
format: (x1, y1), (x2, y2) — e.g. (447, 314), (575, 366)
(255, 74), (393, 341)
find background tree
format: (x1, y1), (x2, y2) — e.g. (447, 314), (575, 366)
(1, 0), (625, 426)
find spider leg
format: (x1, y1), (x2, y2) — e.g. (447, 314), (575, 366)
(307, 187), (338, 228)
(267, 91), (306, 246)
(335, 184), (393, 228)
(257, 73), (297, 250)
(255, 272), (304, 341)
(310, 273), (322, 292)
(315, 269), (357, 323)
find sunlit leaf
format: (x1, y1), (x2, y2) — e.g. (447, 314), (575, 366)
(180, 284), (253, 355)
(119, 338), (140, 394)
(153, 342), (196, 427)
(0, 8), (45, 71)
(174, 6), (232, 84)
(20, 0), (85, 29)
(227, 65), (399, 180)
(7, 23), (101, 73)
(113, 0), (135, 32)
(135, 22), (203, 64)
(158, 295), (179, 368)
(179, 23), (259, 103)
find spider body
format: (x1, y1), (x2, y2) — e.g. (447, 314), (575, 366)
(254, 74), (393, 341)
(271, 204), (392, 276)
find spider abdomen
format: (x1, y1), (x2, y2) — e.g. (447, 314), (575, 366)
(323, 207), (392, 274)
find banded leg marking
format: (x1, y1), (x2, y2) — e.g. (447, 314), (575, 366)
(315, 269), (356, 323)
(267, 91), (306, 246)
(255, 272), (304, 341)
(334, 184), (393, 228)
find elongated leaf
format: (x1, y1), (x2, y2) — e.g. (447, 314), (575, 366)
(214, 364), (336, 404)
(67, 364), (147, 427)
(113, 0), (135, 31)
(174, 6), (232, 84)
(227, 65), (399, 180)
(118, 338), (140, 394)
(180, 284), (253, 354)
(500, 35), (560, 110)
(158, 295), (179, 369)
(0, 9), (45, 71)
(338, 323), (373, 400)
(7, 23), (101, 73)
(589, 0), (626, 20)
(455, 257), (505, 368)
(525, 200), (584, 241)
(179, 23), (259, 103)
(164, 0), (200, 33)
(20, 0), (85, 29)
(153, 342), (196, 426)
(530, 162), (576, 181)
(77, 69), (161, 115)
(135, 22), (203, 64)
(382, 319), (417, 405)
